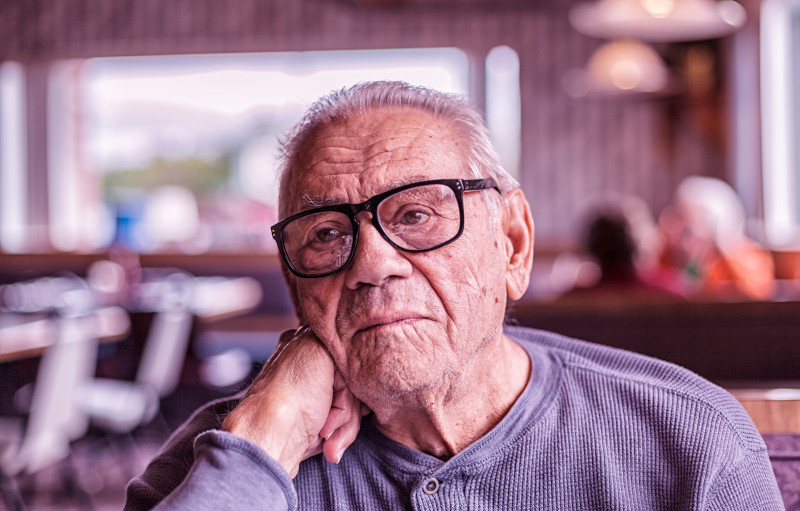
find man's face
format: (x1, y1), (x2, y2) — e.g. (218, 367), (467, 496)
(282, 107), (510, 403)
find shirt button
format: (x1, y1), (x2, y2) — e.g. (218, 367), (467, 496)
(423, 478), (440, 495)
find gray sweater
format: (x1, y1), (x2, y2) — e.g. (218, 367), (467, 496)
(126, 326), (784, 510)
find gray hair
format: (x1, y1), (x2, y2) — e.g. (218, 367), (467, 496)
(674, 176), (746, 251)
(277, 81), (519, 219)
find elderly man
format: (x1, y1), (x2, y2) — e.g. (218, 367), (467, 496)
(126, 81), (783, 510)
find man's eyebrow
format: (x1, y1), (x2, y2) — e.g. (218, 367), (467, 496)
(381, 175), (430, 192)
(300, 195), (339, 210)
(296, 174), (431, 211)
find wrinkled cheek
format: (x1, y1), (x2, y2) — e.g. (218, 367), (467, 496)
(296, 284), (343, 347)
(298, 291), (327, 327)
(455, 257), (507, 322)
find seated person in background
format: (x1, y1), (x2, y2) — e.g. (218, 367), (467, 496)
(125, 82), (782, 510)
(555, 196), (686, 304)
(657, 176), (775, 301)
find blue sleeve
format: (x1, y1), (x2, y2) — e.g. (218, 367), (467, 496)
(124, 395), (298, 511)
(147, 430), (298, 511)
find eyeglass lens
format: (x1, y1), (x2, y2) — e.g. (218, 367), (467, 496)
(281, 183), (461, 276)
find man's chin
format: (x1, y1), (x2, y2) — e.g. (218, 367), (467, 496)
(347, 360), (445, 404)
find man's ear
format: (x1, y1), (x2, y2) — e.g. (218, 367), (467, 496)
(502, 188), (534, 301)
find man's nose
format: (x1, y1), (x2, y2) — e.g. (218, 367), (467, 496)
(344, 214), (413, 289)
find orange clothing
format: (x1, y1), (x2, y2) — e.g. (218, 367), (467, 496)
(702, 241), (775, 301)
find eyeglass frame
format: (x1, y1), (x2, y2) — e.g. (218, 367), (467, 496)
(271, 178), (501, 278)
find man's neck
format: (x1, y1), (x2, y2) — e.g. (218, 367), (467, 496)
(366, 335), (531, 459)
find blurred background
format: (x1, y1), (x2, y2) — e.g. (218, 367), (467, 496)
(1, 0), (800, 508)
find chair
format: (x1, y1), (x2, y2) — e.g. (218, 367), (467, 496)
(78, 272), (264, 434)
(77, 271), (195, 434)
(0, 307), (101, 509)
(0, 275), (106, 468)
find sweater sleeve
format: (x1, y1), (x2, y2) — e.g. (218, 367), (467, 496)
(125, 395), (299, 511)
(126, 430), (297, 511)
(705, 449), (785, 511)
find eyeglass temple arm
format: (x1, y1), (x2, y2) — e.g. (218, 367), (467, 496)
(463, 178), (500, 193)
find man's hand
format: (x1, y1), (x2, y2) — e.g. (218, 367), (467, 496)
(221, 326), (366, 478)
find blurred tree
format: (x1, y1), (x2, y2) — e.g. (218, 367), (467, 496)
(104, 154), (231, 196)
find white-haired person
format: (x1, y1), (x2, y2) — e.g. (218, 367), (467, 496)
(657, 176), (775, 301)
(126, 82), (783, 510)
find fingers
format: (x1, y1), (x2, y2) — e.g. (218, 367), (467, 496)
(321, 406), (362, 464)
(320, 370), (364, 464)
(318, 370), (353, 439)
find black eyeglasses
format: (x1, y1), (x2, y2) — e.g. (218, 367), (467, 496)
(271, 178), (500, 278)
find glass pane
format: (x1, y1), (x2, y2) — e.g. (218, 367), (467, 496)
(378, 184), (460, 250)
(761, 0), (800, 245)
(0, 62), (27, 253)
(284, 211), (354, 275)
(76, 48), (469, 253)
(793, 10), (800, 227)
(486, 46), (521, 180)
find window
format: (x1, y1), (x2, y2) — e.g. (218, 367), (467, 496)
(48, 48), (470, 253)
(761, 0), (800, 246)
(486, 46), (521, 180)
(0, 62), (26, 253)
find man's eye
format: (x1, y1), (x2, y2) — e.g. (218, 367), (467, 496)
(314, 227), (341, 242)
(400, 209), (431, 226)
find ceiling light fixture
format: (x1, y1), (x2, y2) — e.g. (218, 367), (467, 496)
(563, 39), (671, 97)
(568, 0), (747, 42)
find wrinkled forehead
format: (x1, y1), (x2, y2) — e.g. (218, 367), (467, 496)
(279, 107), (466, 217)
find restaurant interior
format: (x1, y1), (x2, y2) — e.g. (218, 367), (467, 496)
(2, 0), (800, 508)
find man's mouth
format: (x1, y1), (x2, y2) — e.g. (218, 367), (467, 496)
(355, 314), (424, 334)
